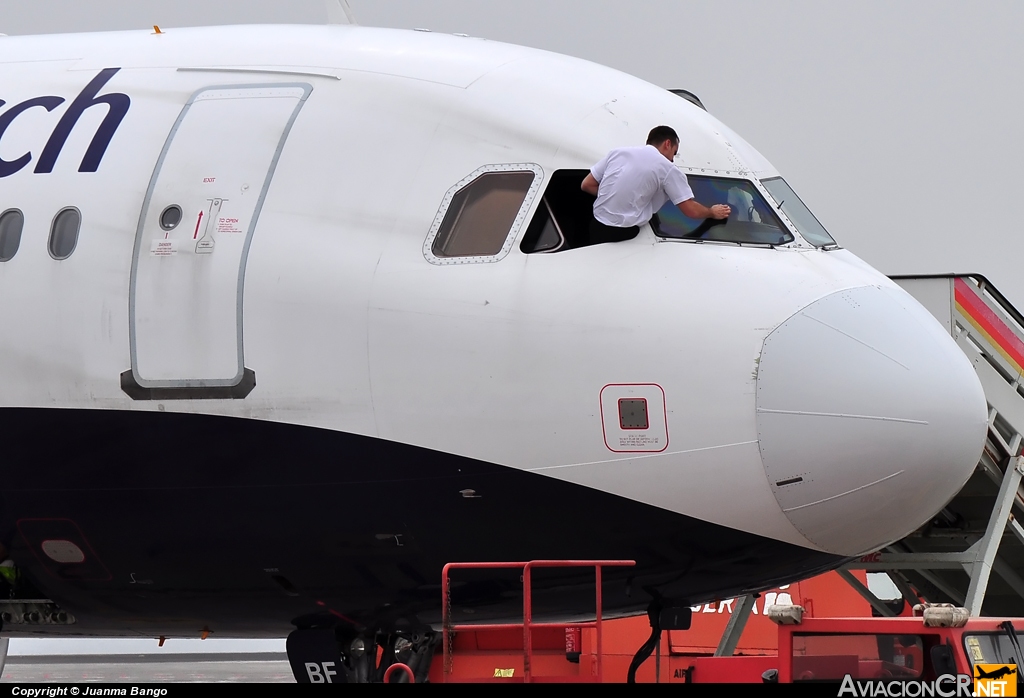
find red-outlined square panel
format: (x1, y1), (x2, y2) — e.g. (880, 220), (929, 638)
(600, 384), (668, 452)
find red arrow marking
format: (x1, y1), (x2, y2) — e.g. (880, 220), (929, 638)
(193, 210), (204, 239)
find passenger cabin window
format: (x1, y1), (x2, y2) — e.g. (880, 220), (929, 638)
(653, 177), (793, 246)
(49, 207), (81, 260)
(0, 209), (24, 262)
(761, 177), (838, 248)
(431, 170), (536, 258)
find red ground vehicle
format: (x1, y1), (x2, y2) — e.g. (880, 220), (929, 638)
(432, 605), (1024, 684)
(425, 561), (1024, 684)
(682, 612), (1019, 684)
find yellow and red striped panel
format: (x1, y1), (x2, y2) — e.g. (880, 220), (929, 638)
(955, 277), (1024, 376)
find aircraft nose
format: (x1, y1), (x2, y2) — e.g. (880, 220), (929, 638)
(755, 284), (987, 556)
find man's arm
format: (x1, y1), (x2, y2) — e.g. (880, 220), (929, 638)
(678, 199), (730, 220)
(581, 173), (600, 196)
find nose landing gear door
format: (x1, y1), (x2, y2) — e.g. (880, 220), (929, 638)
(123, 83), (312, 400)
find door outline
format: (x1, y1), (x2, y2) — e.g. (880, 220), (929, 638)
(122, 81), (312, 400)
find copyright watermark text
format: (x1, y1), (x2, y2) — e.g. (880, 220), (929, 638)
(10, 690), (167, 698)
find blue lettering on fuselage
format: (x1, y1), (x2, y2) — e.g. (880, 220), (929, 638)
(0, 68), (129, 178)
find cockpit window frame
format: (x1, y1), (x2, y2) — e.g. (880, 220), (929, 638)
(423, 163), (544, 266)
(760, 176), (840, 250)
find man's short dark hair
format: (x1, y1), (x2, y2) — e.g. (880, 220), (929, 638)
(647, 125), (679, 146)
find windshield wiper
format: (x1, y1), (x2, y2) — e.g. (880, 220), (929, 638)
(999, 620), (1024, 682)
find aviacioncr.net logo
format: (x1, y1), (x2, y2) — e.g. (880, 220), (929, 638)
(838, 674), (973, 697)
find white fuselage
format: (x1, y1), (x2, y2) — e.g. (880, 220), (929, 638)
(0, 25), (987, 635)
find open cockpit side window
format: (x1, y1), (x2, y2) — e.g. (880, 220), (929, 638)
(653, 176), (793, 246)
(424, 164), (542, 265)
(520, 169), (604, 253)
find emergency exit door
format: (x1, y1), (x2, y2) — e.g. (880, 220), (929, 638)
(124, 83), (311, 399)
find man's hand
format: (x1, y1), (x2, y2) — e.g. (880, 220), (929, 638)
(678, 200), (732, 220)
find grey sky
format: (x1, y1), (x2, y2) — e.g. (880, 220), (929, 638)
(4, 1), (1023, 302)
(0, 0), (1021, 656)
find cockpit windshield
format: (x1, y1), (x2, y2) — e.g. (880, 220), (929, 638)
(760, 177), (838, 248)
(653, 176), (793, 246)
